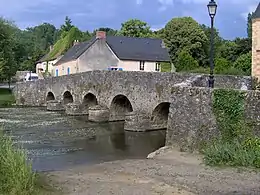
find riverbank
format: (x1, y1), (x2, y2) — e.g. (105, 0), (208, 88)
(44, 147), (260, 195)
(0, 88), (15, 106)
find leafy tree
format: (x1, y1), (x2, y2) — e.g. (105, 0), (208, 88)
(0, 18), (19, 85)
(233, 52), (251, 75)
(216, 40), (239, 62)
(118, 19), (153, 38)
(200, 24), (223, 66)
(174, 50), (199, 72)
(162, 17), (208, 66)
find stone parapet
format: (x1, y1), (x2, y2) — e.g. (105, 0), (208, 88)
(46, 100), (64, 111)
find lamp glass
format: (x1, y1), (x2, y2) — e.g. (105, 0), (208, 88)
(207, 1), (217, 17)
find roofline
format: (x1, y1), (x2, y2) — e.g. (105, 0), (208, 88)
(119, 58), (171, 62)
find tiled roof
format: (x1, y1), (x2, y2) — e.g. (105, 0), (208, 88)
(55, 36), (170, 65)
(106, 36), (170, 62)
(253, 3), (260, 19)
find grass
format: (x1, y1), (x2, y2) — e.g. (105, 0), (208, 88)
(202, 138), (260, 169)
(0, 131), (58, 195)
(0, 88), (15, 107)
(0, 131), (36, 195)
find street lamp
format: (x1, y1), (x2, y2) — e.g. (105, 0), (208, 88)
(207, 0), (217, 88)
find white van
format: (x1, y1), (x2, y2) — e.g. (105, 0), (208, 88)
(24, 73), (39, 82)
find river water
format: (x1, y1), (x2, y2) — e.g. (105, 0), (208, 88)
(0, 107), (166, 172)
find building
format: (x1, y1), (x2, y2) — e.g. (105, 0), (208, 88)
(35, 46), (63, 79)
(252, 3), (260, 80)
(53, 31), (171, 77)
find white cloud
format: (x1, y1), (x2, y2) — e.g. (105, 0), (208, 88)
(136, 0), (143, 5)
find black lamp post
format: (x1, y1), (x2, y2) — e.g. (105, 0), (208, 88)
(207, 0), (217, 88)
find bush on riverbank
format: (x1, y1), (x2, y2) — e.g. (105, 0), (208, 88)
(0, 88), (15, 107)
(0, 131), (36, 195)
(201, 89), (260, 169)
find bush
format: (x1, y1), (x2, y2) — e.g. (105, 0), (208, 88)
(0, 131), (36, 194)
(233, 52), (251, 75)
(175, 50), (199, 72)
(214, 57), (232, 74)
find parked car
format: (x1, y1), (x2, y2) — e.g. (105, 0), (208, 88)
(24, 73), (39, 82)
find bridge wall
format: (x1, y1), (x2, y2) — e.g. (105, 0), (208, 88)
(166, 87), (260, 151)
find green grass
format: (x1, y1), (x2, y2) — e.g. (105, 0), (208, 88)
(0, 88), (15, 107)
(202, 138), (260, 169)
(0, 131), (36, 195)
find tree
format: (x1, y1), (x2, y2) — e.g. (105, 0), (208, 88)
(233, 52), (251, 75)
(162, 17), (208, 66)
(117, 19), (153, 38)
(60, 16), (74, 36)
(174, 50), (199, 72)
(0, 18), (19, 86)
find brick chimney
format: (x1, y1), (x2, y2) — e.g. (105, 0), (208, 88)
(73, 40), (79, 46)
(96, 31), (106, 39)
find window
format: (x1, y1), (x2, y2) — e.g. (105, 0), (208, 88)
(140, 61), (145, 70)
(155, 63), (160, 71)
(56, 69), (58, 77)
(67, 67), (70, 75)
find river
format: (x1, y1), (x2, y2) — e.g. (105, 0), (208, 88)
(0, 107), (166, 172)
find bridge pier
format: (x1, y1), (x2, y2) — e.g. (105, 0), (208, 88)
(88, 105), (110, 122)
(124, 111), (151, 132)
(46, 100), (65, 111)
(65, 103), (88, 116)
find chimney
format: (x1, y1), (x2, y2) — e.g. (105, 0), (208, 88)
(96, 31), (106, 39)
(73, 40), (79, 46)
(49, 45), (54, 51)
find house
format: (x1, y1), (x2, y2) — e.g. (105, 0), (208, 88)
(35, 46), (63, 79)
(53, 31), (171, 76)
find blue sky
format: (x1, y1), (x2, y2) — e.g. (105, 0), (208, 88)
(0, 0), (259, 40)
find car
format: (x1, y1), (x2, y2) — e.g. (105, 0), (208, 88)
(24, 73), (39, 82)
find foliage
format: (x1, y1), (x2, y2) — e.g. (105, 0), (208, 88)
(60, 16), (74, 35)
(233, 52), (251, 75)
(214, 57), (232, 74)
(0, 131), (36, 194)
(160, 62), (172, 72)
(47, 27), (83, 60)
(247, 12), (253, 46)
(162, 17), (208, 66)
(202, 89), (260, 169)
(117, 19), (153, 38)
(174, 50), (199, 72)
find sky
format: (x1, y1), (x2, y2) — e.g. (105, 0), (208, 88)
(0, 0), (259, 40)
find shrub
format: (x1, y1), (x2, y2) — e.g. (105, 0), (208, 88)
(214, 57), (232, 74)
(175, 50), (199, 72)
(233, 52), (251, 75)
(0, 131), (36, 195)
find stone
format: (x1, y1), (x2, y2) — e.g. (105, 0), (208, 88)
(147, 146), (172, 159)
(65, 103), (88, 116)
(124, 111), (151, 132)
(46, 100), (64, 111)
(88, 105), (109, 122)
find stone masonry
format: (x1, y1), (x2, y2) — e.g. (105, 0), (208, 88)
(14, 70), (252, 132)
(252, 18), (260, 80)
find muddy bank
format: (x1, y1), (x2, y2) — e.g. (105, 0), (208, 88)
(45, 148), (260, 195)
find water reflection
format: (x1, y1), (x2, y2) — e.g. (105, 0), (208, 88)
(0, 107), (166, 172)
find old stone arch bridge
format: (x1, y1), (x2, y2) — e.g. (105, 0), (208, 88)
(14, 70), (251, 135)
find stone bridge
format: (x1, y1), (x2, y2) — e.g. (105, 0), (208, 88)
(14, 70), (252, 133)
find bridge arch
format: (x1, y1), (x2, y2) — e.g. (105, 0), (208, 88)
(82, 93), (98, 107)
(110, 94), (133, 121)
(63, 91), (73, 105)
(46, 92), (55, 102)
(151, 102), (170, 129)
